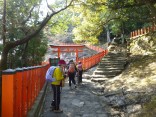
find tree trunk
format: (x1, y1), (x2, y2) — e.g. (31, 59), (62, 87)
(2, 0), (6, 45)
(0, 44), (11, 70)
(21, 42), (29, 67)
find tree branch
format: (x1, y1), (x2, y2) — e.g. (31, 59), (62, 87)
(5, 0), (75, 49)
(21, 5), (36, 25)
(46, 0), (55, 13)
(2, 0), (6, 45)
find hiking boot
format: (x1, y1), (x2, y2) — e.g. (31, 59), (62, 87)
(75, 85), (77, 88)
(53, 109), (63, 113)
(50, 106), (55, 111)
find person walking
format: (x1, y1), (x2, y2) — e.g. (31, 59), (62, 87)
(68, 62), (77, 89)
(77, 61), (83, 85)
(51, 59), (66, 113)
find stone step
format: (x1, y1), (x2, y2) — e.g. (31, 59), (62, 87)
(101, 57), (126, 60)
(91, 77), (108, 83)
(92, 74), (115, 78)
(106, 52), (124, 56)
(94, 70), (122, 75)
(99, 63), (126, 66)
(101, 59), (126, 62)
(99, 62), (126, 65)
(101, 58), (126, 62)
(102, 57), (126, 60)
(96, 67), (124, 71)
(91, 52), (127, 82)
(98, 64), (124, 68)
(97, 66), (124, 72)
(103, 52), (125, 56)
(107, 53), (125, 55)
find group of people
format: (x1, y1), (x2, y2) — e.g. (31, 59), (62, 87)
(50, 59), (83, 113)
(67, 60), (83, 89)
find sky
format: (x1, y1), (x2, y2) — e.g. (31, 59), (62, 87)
(41, 0), (55, 6)
(40, 0), (56, 16)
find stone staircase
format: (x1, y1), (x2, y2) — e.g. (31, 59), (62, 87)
(91, 52), (127, 83)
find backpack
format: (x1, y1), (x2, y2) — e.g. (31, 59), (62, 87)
(77, 64), (83, 71)
(68, 64), (75, 73)
(45, 66), (56, 82)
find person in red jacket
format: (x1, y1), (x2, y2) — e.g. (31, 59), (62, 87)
(51, 59), (66, 113)
(68, 62), (77, 89)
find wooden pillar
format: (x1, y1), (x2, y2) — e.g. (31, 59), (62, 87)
(15, 68), (23, 117)
(2, 69), (16, 117)
(22, 67), (28, 117)
(58, 48), (61, 58)
(75, 48), (78, 62)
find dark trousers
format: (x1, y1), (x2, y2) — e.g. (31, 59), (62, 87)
(51, 85), (61, 110)
(68, 73), (76, 87)
(78, 70), (83, 84)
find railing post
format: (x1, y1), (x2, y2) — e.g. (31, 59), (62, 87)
(2, 69), (16, 117)
(36, 66), (41, 96)
(137, 29), (140, 35)
(34, 67), (38, 100)
(140, 29), (143, 35)
(135, 30), (137, 37)
(0, 70), (2, 117)
(31, 67), (35, 105)
(133, 31), (135, 37)
(15, 68), (23, 117)
(75, 48), (78, 62)
(130, 32), (133, 38)
(27, 67), (33, 111)
(22, 67), (28, 117)
(58, 48), (61, 58)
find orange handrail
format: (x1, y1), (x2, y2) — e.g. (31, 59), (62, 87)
(77, 45), (108, 70)
(130, 24), (156, 39)
(1, 44), (108, 116)
(2, 64), (49, 117)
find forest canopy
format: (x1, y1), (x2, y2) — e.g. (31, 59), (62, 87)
(0, 0), (156, 69)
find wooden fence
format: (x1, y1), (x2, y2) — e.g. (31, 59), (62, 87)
(1, 44), (108, 117)
(77, 45), (108, 70)
(2, 64), (49, 117)
(130, 24), (156, 39)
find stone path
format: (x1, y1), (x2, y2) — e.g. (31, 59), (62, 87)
(39, 74), (110, 117)
(38, 50), (156, 117)
(39, 51), (128, 117)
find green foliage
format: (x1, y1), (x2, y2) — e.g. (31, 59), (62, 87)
(0, 0), (50, 68)
(109, 20), (122, 35)
(69, 0), (156, 44)
(0, 0), (42, 41)
(8, 31), (48, 68)
(44, 0), (156, 45)
(25, 33), (48, 66)
(71, 1), (108, 44)
(1, 0), (155, 68)
(48, 9), (74, 35)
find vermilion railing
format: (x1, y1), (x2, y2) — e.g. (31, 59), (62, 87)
(2, 64), (49, 117)
(130, 24), (156, 39)
(77, 45), (108, 70)
(54, 43), (108, 70)
(1, 44), (108, 117)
